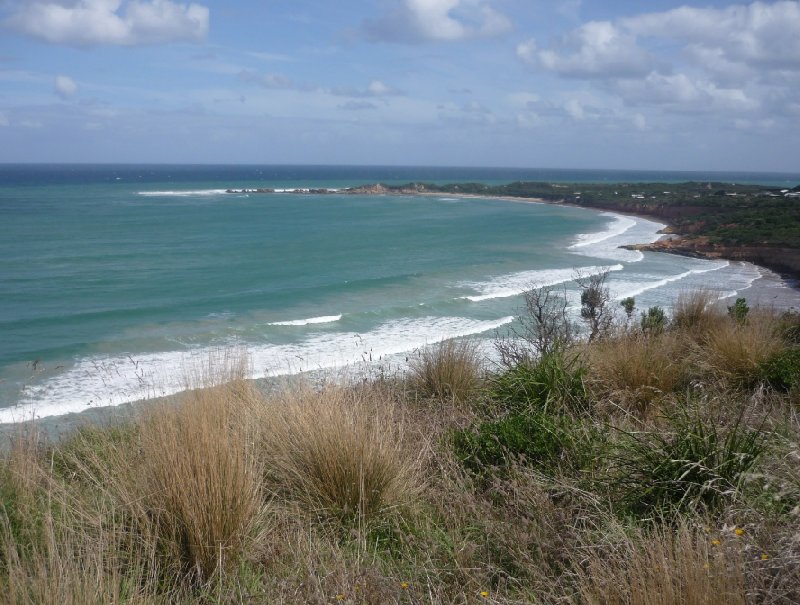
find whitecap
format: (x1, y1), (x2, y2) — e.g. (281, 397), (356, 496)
(569, 212), (666, 263)
(0, 315), (513, 424)
(461, 264), (624, 302)
(612, 261), (730, 300)
(268, 314), (342, 326)
(137, 189), (230, 197)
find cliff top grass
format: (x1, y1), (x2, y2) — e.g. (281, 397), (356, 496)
(1, 291), (799, 604)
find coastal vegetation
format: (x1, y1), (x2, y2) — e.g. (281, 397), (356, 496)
(1, 290), (799, 604)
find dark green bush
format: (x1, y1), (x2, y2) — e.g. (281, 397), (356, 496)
(760, 348), (800, 392)
(640, 306), (667, 334)
(488, 350), (587, 415)
(727, 297), (750, 323)
(613, 405), (766, 519)
(452, 412), (589, 476)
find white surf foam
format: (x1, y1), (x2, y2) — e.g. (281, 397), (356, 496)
(0, 315), (513, 424)
(612, 261), (730, 300)
(569, 212), (666, 263)
(137, 189), (230, 197)
(268, 314), (342, 326)
(570, 213), (636, 249)
(462, 264), (624, 302)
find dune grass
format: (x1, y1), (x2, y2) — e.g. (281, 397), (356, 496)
(408, 338), (483, 404)
(0, 293), (798, 603)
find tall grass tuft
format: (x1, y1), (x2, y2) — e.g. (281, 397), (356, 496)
(585, 331), (686, 416)
(136, 383), (268, 582)
(408, 338), (482, 404)
(577, 524), (746, 605)
(258, 385), (420, 523)
(672, 289), (723, 334)
(703, 311), (785, 386)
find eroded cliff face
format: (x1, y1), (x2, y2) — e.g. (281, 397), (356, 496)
(628, 237), (800, 278)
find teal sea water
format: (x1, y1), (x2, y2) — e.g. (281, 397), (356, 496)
(2, 165), (799, 423)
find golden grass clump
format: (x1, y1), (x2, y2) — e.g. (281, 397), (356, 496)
(672, 289), (726, 335)
(257, 383), (420, 522)
(409, 338), (483, 404)
(577, 524), (746, 605)
(136, 382), (268, 581)
(702, 311), (785, 385)
(585, 331), (687, 415)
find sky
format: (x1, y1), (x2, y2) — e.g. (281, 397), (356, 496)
(0, 0), (799, 171)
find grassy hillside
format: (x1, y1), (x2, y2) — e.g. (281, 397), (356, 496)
(2, 290), (799, 604)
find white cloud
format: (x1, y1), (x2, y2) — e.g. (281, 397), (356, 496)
(54, 74), (77, 98)
(364, 0), (511, 43)
(6, 0), (209, 46)
(622, 1), (800, 71)
(611, 72), (758, 113)
(519, 21), (652, 78)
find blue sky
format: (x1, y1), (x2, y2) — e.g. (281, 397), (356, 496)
(1, 0), (799, 170)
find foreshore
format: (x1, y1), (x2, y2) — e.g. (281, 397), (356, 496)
(2, 184), (797, 437)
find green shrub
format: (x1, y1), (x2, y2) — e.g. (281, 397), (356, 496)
(488, 350), (587, 415)
(620, 296), (636, 320)
(640, 306), (667, 334)
(727, 297), (750, 323)
(452, 412), (591, 476)
(613, 405), (766, 519)
(760, 348), (800, 392)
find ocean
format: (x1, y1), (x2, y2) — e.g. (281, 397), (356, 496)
(2, 164), (799, 424)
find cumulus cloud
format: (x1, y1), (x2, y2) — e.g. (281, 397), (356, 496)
(364, 0), (511, 43)
(518, 2), (800, 121)
(517, 20), (653, 78)
(622, 1), (800, 71)
(5, 0), (209, 46)
(610, 72), (758, 113)
(526, 1), (800, 81)
(54, 74), (77, 98)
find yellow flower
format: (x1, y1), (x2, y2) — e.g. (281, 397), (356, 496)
(703, 563), (710, 570)
(400, 582), (409, 590)
(711, 539), (721, 546)
(480, 591), (490, 598)
(761, 553), (770, 560)
(336, 595), (345, 602)
(735, 528), (745, 537)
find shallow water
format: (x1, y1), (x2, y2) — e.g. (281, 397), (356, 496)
(1, 165), (798, 424)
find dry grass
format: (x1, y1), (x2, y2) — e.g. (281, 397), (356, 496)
(408, 338), (483, 404)
(2, 300), (800, 603)
(136, 383), (268, 582)
(672, 289), (725, 335)
(702, 311), (786, 386)
(585, 331), (688, 415)
(577, 524), (747, 605)
(256, 383), (422, 522)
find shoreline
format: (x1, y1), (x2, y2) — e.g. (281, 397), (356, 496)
(336, 186), (800, 288)
(2, 189), (797, 435)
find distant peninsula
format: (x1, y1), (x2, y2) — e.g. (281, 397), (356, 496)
(228, 180), (800, 281)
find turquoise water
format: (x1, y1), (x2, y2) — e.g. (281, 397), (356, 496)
(1, 165), (798, 422)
